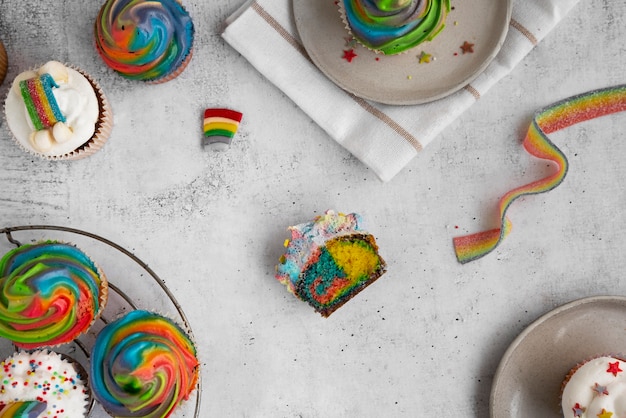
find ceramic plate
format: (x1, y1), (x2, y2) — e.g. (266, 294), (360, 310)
(293, 0), (512, 105)
(490, 296), (626, 418)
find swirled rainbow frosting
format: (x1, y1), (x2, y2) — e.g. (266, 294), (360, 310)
(340, 0), (451, 55)
(0, 241), (108, 349)
(95, 0), (194, 82)
(90, 310), (199, 418)
(276, 210), (387, 317)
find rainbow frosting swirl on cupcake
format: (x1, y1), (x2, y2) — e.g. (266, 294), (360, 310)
(95, 0), (194, 82)
(341, 0), (451, 55)
(90, 310), (199, 418)
(0, 241), (108, 349)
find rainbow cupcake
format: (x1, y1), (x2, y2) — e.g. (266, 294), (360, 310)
(90, 310), (199, 417)
(4, 61), (113, 160)
(94, 0), (195, 83)
(0, 241), (108, 349)
(276, 210), (387, 317)
(339, 0), (451, 55)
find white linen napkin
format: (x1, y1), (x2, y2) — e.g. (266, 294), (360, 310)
(222, 0), (580, 182)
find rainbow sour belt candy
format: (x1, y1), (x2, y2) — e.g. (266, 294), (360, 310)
(202, 108), (243, 150)
(341, 0), (450, 55)
(453, 85), (626, 263)
(90, 310), (199, 418)
(0, 241), (107, 348)
(0, 401), (47, 417)
(19, 74), (66, 131)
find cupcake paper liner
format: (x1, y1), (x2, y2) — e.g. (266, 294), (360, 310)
(0, 40), (7, 86)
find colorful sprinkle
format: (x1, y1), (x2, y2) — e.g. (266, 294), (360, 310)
(418, 51), (432, 64)
(460, 41), (474, 54)
(453, 85), (626, 263)
(342, 49), (358, 63)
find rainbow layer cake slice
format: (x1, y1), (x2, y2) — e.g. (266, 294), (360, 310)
(276, 210), (387, 317)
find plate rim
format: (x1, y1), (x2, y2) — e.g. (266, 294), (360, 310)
(489, 295), (626, 418)
(293, 0), (513, 105)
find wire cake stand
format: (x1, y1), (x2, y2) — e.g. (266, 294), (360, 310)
(0, 225), (202, 418)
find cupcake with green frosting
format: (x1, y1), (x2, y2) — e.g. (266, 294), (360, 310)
(0, 241), (108, 349)
(339, 0), (451, 55)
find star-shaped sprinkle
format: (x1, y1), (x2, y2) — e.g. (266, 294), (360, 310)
(607, 361), (623, 376)
(418, 51), (432, 64)
(344, 36), (357, 48)
(593, 382), (609, 396)
(597, 408), (613, 418)
(342, 49), (357, 63)
(573, 403), (586, 417)
(460, 41), (474, 54)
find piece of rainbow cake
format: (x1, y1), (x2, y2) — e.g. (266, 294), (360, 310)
(276, 210), (387, 317)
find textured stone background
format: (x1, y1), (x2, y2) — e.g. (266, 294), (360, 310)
(0, 0), (625, 416)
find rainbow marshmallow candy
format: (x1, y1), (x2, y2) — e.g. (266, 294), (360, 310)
(202, 108), (243, 151)
(453, 84), (626, 263)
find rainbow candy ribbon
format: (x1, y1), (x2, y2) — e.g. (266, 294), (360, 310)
(203, 108), (243, 140)
(454, 85), (626, 264)
(0, 401), (47, 417)
(19, 74), (65, 131)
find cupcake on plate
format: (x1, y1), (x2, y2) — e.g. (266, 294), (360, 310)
(0, 40), (7, 86)
(90, 310), (199, 418)
(4, 60), (112, 160)
(339, 0), (451, 55)
(276, 210), (387, 317)
(561, 355), (626, 417)
(0, 241), (108, 349)
(94, 0), (195, 83)
(0, 350), (91, 418)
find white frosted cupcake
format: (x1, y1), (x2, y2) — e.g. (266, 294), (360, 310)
(0, 350), (91, 417)
(561, 355), (626, 417)
(4, 60), (112, 160)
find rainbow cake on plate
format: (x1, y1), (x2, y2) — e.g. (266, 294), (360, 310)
(339, 0), (451, 55)
(276, 210), (387, 317)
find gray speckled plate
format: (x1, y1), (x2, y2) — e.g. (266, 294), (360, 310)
(490, 296), (626, 418)
(293, 0), (512, 105)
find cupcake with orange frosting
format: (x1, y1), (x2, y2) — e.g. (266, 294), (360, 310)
(94, 0), (195, 83)
(4, 60), (112, 160)
(90, 310), (199, 417)
(0, 241), (108, 349)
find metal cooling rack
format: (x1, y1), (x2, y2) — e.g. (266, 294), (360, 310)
(0, 225), (202, 418)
